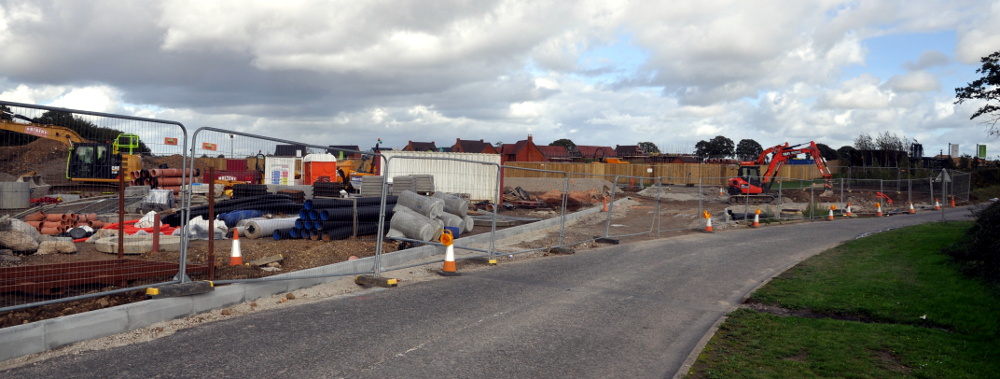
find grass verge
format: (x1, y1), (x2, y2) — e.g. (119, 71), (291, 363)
(687, 222), (1000, 378)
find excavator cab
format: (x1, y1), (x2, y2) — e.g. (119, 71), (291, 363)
(728, 164), (765, 196)
(67, 143), (122, 180)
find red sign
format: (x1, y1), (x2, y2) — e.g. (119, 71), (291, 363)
(202, 142), (217, 151)
(164, 137), (178, 146)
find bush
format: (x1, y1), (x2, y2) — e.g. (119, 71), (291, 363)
(948, 202), (1000, 281)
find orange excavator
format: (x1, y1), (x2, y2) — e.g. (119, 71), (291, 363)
(1, 111), (142, 183)
(727, 141), (833, 203)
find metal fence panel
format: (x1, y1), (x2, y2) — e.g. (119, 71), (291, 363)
(1, 100), (191, 312)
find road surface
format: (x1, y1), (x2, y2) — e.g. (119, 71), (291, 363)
(0, 207), (973, 378)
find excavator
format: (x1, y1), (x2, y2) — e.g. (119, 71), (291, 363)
(0, 111), (142, 183)
(727, 141), (833, 204)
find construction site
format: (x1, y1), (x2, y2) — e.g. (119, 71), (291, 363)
(0, 101), (975, 360)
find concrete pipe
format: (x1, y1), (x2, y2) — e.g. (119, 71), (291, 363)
(390, 206), (438, 242)
(463, 215), (475, 232)
(439, 212), (464, 229)
(432, 192), (469, 217)
(397, 190), (444, 219)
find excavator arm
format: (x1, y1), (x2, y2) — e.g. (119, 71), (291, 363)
(759, 141), (832, 191)
(0, 117), (90, 146)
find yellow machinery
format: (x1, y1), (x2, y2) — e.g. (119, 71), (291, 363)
(1, 117), (143, 183)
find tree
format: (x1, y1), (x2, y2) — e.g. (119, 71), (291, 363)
(637, 141), (660, 155)
(549, 138), (576, 151)
(734, 139), (763, 161)
(815, 143), (839, 161)
(955, 50), (1000, 137)
(694, 135), (734, 160)
(837, 145), (858, 166)
(35, 110), (152, 153)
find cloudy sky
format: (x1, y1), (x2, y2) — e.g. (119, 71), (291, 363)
(1, 0), (999, 158)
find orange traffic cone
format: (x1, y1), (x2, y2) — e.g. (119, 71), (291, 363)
(438, 229), (459, 276)
(719, 187), (725, 196)
(950, 195), (956, 207)
(934, 198), (941, 210)
(827, 205), (835, 221)
(876, 202), (883, 217)
(230, 227), (242, 266)
(908, 202), (915, 214)
(703, 211), (713, 233)
(602, 196), (609, 212)
(752, 209), (760, 228)
(845, 202), (853, 217)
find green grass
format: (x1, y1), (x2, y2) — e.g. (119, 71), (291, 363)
(687, 222), (1000, 378)
(971, 184), (1000, 203)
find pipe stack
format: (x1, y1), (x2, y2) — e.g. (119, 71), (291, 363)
(22, 211), (103, 236)
(276, 196), (397, 241)
(131, 168), (201, 193)
(390, 190), (473, 242)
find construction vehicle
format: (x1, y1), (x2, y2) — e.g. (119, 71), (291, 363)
(1, 112), (143, 183)
(727, 141), (833, 203)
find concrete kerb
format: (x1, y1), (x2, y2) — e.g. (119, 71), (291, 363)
(0, 199), (620, 363)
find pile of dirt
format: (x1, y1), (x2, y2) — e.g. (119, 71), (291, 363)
(0, 139), (70, 180)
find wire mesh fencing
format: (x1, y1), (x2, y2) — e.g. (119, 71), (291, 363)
(0, 100), (193, 311)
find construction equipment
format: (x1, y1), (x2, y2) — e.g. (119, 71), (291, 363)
(337, 146), (381, 192)
(727, 141), (833, 204)
(1, 113), (143, 183)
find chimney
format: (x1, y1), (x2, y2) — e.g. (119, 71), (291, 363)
(527, 134), (533, 143)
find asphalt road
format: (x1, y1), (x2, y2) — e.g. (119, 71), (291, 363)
(0, 207), (974, 378)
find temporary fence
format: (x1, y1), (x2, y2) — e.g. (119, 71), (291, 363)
(0, 110), (978, 316)
(0, 100), (193, 312)
(180, 127), (395, 284)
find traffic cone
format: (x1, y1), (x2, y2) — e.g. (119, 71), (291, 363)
(230, 227), (242, 266)
(602, 196), (609, 212)
(752, 209), (760, 228)
(845, 202), (853, 217)
(876, 202), (883, 217)
(950, 195), (956, 207)
(719, 187), (725, 196)
(908, 202), (915, 214)
(827, 205), (835, 221)
(438, 229), (459, 276)
(703, 211), (713, 232)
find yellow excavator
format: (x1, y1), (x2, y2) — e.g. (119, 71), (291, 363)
(0, 114), (142, 183)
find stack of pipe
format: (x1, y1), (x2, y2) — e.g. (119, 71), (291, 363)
(131, 168), (201, 193)
(275, 196), (397, 241)
(162, 194), (303, 226)
(389, 190), (473, 242)
(23, 211), (104, 235)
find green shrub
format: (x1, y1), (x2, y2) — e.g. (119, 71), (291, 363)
(948, 202), (1000, 281)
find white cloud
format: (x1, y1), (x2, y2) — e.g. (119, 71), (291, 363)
(884, 71), (940, 92)
(818, 75), (891, 109)
(0, 0), (998, 157)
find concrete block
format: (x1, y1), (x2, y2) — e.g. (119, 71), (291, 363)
(193, 285), (245, 314)
(45, 307), (129, 350)
(123, 297), (193, 330)
(0, 321), (46, 362)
